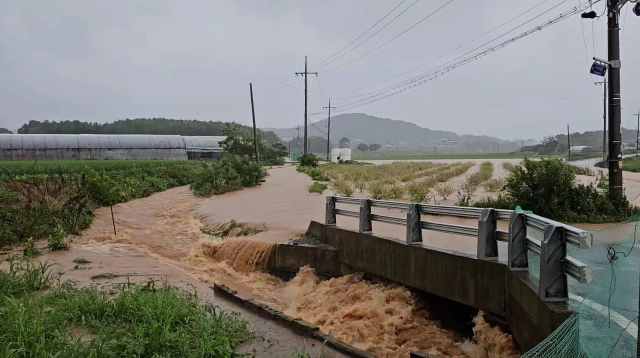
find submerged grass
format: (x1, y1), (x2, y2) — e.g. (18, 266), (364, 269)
(0, 257), (251, 358)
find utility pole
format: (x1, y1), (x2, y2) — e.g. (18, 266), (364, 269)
(249, 83), (259, 164)
(296, 125), (300, 149)
(607, 0), (623, 197)
(295, 56), (318, 157)
(635, 109), (640, 157)
(595, 80), (607, 161)
(567, 124), (571, 159)
(324, 98), (336, 161)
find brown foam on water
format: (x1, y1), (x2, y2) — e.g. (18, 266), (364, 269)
(278, 266), (520, 358)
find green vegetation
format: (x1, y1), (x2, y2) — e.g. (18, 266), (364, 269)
(502, 162), (516, 172)
(483, 178), (506, 192)
(1, 156), (265, 248)
(297, 166), (329, 181)
(308, 182), (328, 194)
(17, 118), (281, 145)
(622, 157), (640, 172)
(72, 258), (92, 265)
(0, 127), (12, 134)
(567, 164), (594, 176)
(221, 126), (287, 165)
(299, 154), (319, 168)
(191, 155), (266, 197)
(332, 178), (355, 197)
(47, 224), (70, 251)
(0, 258), (250, 357)
(434, 183), (455, 200)
(472, 158), (639, 223)
(23, 238), (40, 258)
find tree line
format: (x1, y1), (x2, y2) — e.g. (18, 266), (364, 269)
(16, 118), (281, 145)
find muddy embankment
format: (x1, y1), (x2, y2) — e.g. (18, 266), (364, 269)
(73, 166), (521, 357)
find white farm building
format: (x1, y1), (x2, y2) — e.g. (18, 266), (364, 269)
(0, 134), (225, 161)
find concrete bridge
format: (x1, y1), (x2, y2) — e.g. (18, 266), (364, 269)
(264, 196), (593, 353)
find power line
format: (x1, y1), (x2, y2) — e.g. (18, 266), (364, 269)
(329, 0), (386, 44)
(334, 0), (600, 112)
(319, 0), (456, 74)
(311, 0), (421, 71)
(310, 0), (409, 70)
(316, 76), (326, 100)
(332, 0), (573, 106)
(255, 83), (296, 94)
(324, 0), (555, 97)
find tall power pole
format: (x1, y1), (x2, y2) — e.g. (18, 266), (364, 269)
(567, 125), (571, 159)
(635, 109), (640, 157)
(249, 83), (259, 164)
(607, 0), (623, 196)
(324, 99), (336, 161)
(295, 56), (318, 157)
(595, 80), (607, 161)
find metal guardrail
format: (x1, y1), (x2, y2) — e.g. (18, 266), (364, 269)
(325, 196), (593, 302)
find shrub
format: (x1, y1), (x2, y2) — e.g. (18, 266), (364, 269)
(483, 178), (505, 192)
(23, 238), (40, 258)
(332, 178), (355, 197)
(309, 182), (328, 194)
(407, 181), (430, 203)
(386, 184), (405, 199)
(502, 162), (516, 172)
(299, 154), (319, 168)
(434, 183), (454, 200)
(191, 155), (266, 197)
(368, 181), (389, 200)
(472, 194), (517, 210)
(567, 164), (594, 176)
(485, 158), (640, 222)
(47, 224), (70, 251)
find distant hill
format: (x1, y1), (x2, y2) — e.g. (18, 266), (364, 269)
(0, 128), (12, 134)
(16, 118), (281, 145)
(265, 113), (524, 152)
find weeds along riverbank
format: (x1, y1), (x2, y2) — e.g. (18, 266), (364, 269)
(0, 257), (251, 357)
(0, 156), (266, 248)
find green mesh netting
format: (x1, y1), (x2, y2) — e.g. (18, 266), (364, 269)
(523, 220), (639, 357)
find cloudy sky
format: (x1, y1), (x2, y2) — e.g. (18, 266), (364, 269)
(0, 0), (638, 139)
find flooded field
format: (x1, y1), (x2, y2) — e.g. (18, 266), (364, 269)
(66, 164), (524, 357)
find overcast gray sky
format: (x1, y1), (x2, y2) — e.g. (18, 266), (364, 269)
(0, 0), (638, 139)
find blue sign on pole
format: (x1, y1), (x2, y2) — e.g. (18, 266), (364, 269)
(590, 62), (607, 77)
(633, 3), (640, 17)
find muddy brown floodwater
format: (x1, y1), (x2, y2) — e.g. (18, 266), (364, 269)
(70, 164), (521, 357)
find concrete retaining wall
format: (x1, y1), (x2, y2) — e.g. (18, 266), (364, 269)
(267, 221), (574, 352)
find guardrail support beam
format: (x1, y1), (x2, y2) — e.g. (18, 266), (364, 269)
(406, 203), (423, 245)
(478, 208), (498, 259)
(508, 212), (528, 270)
(359, 199), (372, 233)
(325, 196), (336, 225)
(539, 225), (568, 302)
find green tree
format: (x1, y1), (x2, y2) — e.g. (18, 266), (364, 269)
(368, 143), (381, 152)
(220, 127), (285, 166)
(0, 128), (12, 134)
(339, 137), (350, 149)
(356, 143), (368, 152)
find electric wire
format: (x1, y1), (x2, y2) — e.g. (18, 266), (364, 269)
(256, 83), (296, 95)
(312, 0), (421, 71)
(324, 0), (556, 98)
(310, 0), (409, 70)
(319, 0), (456, 74)
(333, 0), (600, 112)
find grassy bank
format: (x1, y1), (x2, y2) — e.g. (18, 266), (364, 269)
(0, 258), (250, 357)
(0, 157), (265, 248)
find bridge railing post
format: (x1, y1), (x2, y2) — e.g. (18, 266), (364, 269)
(325, 196), (336, 225)
(478, 208), (498, 259)
(508, 212), (528, 270)
(539, 224), (568, 302)
(406, 203), (423, 245)
(359, 199), (372, 233)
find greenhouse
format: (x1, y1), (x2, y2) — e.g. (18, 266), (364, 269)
(0, 134), (225, 161)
